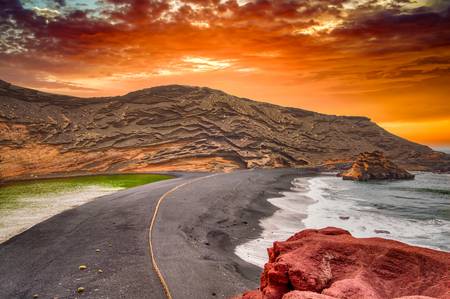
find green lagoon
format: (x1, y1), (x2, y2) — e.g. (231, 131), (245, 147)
(0, 174), (171, 243)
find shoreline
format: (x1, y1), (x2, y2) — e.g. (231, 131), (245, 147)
(0, 169), (311, 298)
(152, 168), (320, 297)
(229, 169), (320, 278)
(234, 176), (314, 268)
(2, 168), (447, 298)
(0, 171), (182, 185)
(232, 172), (336, 268)
(230, 170), (317, 276)
(0, 185), (122, 244)
(0, 173), (175, 244)
(304, 174), (450, 252)
(236, 171), (450, 270)
(0, 172), (205, 299)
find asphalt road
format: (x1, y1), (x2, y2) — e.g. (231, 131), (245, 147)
(0, 169), (312, 299)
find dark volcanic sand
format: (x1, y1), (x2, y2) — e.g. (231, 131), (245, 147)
(0, 168), (315, 299)
(153, 168), (317, 298)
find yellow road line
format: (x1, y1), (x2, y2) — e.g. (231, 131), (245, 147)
(148, 174), (218, 299)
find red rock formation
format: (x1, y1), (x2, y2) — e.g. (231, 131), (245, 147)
(339, 151), (415, 181)
(236, 228), (450, 299)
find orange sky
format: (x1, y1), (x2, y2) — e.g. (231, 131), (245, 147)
(1, 0), (449, 147)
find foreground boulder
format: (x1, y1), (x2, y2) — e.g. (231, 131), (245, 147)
(235, 227), (450, 299)
(339, 151), (415, 181)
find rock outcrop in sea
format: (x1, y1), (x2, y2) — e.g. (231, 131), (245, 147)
(339, 151), (415, 181)
(236, 227), (450, 299)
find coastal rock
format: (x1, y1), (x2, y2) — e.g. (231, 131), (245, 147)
(374, 229), (390, 234)
(277, 291), (438, 299)
(235, 227), (450, 299)
(339, 151), (415, 181)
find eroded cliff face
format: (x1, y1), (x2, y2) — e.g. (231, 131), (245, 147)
(1, 80), (449, 180)
(236, 227), (450, 299)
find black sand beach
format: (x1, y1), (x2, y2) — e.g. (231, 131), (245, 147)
(0, 168), (316, 299)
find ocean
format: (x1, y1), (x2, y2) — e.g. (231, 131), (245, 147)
(235, 172), (450, 268)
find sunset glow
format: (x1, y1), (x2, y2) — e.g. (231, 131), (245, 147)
(1, 0), (449, 146)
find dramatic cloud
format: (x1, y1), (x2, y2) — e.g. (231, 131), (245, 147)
(0, 0), (449, 145)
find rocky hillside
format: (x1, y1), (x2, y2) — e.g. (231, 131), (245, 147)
(0, 80), (448, 181)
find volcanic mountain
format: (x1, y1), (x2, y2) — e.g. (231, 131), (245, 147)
(0, 80), (448, 181)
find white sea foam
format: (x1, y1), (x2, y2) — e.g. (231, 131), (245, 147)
(235, 178), (311, 267)
(302, 176), (450, 251)
(0, 185), (121, 243)
(236, 174), (450, 268)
